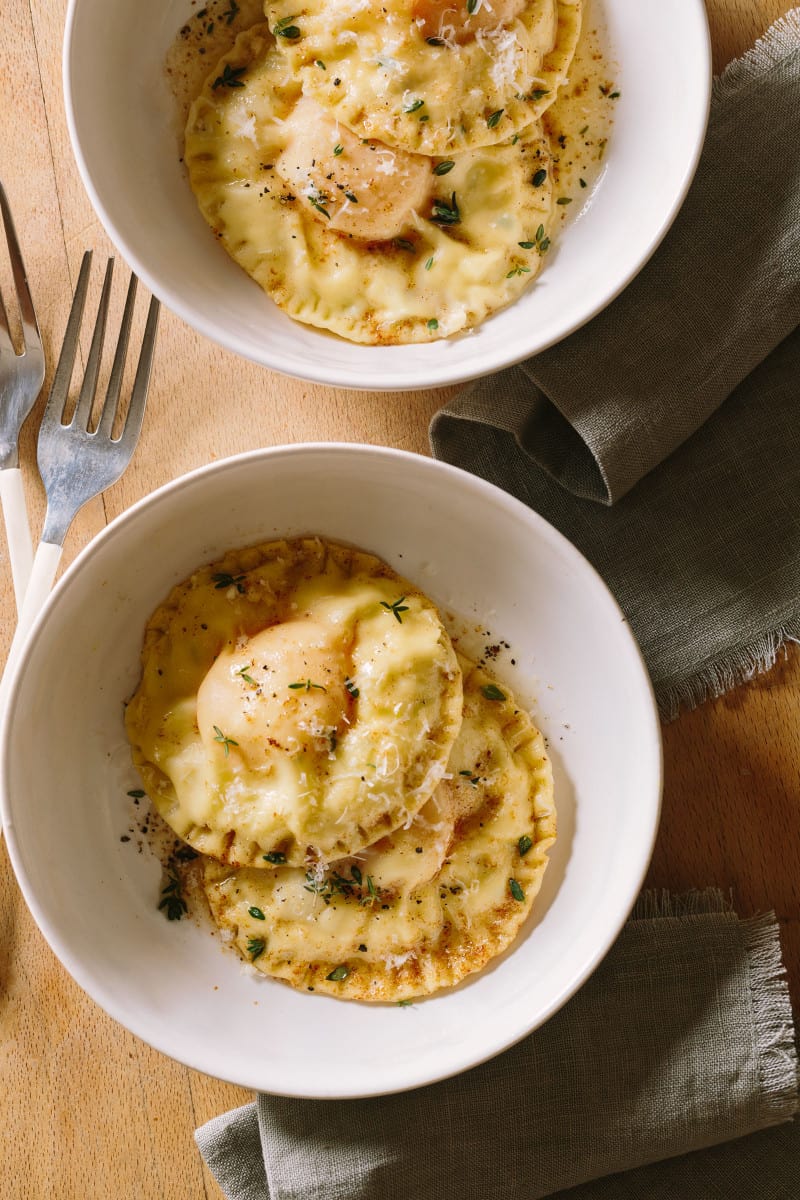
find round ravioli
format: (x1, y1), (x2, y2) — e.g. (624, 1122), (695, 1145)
(202, 656), (556, 1001)
(264, 0), (575, 154)
(184, 25), (555, 343)
(125, 537), (463, 868)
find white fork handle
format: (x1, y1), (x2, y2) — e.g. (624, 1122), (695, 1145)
(0, 540), (63, 718)
(0, 468), (34, 613)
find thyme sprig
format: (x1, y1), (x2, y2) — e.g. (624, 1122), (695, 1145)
(212, 63), (246, 89)
(380, 596), (410, 623)
(158, 872), (188, 921)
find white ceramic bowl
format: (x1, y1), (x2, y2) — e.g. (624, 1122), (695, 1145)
(63, 0), (711, 390)
(1, 445), (661, 1097)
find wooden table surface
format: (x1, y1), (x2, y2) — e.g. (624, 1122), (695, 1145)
(1, 1), (797, 1195)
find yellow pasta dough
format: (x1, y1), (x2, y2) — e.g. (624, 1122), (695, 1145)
(202, 656), (556, 1001)
(125, 538), (463, 868)
(184, 24), (555, 343)
(263, 0), (581, 154)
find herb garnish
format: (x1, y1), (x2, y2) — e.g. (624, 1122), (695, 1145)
(263, 851), (287, 864)
(509, 879), (525, 902)
(466, 0), (478, 12)
(222, 0), (239, 23)
(274, 15), (301, 38)
(249, 906), (266, 920)
(506, 265), (531, 278)
(426, 36), (446, 46)
(427, 318), (439, 331)
(212, 571), (246, 592)
(344, 677), (360, 698)
(518, 834), (533, 856)
(326, 965), (350, 981)
(528, 88), (549, 101)
(288, 679), (327, 692)
(315, 59), (326, 69)
(556, 196), (572, 205)
(308, 193), (332, 219)
(487, 109), (504, 129)
(579, 177), (587, 188)
(425, 256), (434, 270)
(247, 936), (266, 961)
(433, 160), (455, 176)
(380, 596), (410, 623)
(212, 63), (246, 89)
(431, 193), (460, 225)
(213, 726), (239, 755)
(127, 788), (146, 798)
(397, 999), (413, 1006)
(305, 868), (385, 906)
(159, 873), (187, 921)
(403, 98), (425, 113)
(344, 191), (359, 203)
(237, 666), (258, 686)
(532, 168), (547, 187)
(459, 769), (480, 785)
(333, 143), (344, 156)
(481, 683), (506, 701)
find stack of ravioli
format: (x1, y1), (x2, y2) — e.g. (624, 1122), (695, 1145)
(183, 0), (583, 343)
(125, 537), (556, 1002)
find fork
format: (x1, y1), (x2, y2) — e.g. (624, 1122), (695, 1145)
(0, 181), (46, 611)
(0, 250), (160, 709)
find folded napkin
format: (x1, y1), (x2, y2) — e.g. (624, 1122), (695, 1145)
(196, 892), (798, 1199)
(430, 10), (800, 718)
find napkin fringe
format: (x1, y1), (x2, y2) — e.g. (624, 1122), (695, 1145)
(632, 892), (799, 1126)
(742, 911), (800, 1124)
(659, 624), (800, 721)
(631, 888), (731, 920)
(713, 6), (800, 100)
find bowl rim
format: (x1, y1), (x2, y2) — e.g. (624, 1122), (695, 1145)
(0, 444), (663, 1095)
(61, 0), (712, 392)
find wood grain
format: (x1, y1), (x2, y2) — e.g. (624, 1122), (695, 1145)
(0, 2), (797, 1197)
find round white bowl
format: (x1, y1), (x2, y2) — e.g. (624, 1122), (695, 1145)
(63, 0), (711, 390)
(1, 445), (661, 1097)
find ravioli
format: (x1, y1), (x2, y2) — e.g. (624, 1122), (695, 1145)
(184, 24), (554, 343)
(263, 0), (569, 155)
(202, 656), (556, 1001)
(125, 538), (463, 868)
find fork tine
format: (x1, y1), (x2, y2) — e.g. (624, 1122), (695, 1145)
(0, 181), (42, 354)
(72, 257), (114, 431)
(96, 271), (137, 439)
(117, 292), (160, 446)
(43, 250), (93, 424)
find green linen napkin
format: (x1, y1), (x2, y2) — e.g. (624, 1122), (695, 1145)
(195, 892), (798, 1199)
(430, 11), (800, 718)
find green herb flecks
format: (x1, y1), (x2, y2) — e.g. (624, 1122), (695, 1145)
(315, 59), (326, 69)
(344, 191), (359, 203)
(425, 256), (434, 270)
(274, 15), (301, 38)
(288, 679), (328, 692)
(308, 193), (332, 219)
(127, 788), (146, 799)
(326, 964), (350, 981)
(431, 193), (460, 225)
(556, 196), (572, 206)
(506, 265), (531, 278)
(427, 318), (439, 331)
(381, 596), (410, 623)
(333, 143), (343, 156)
(509, 879), (525, 903)
(248, 906), (266, 920)
(532, 168), (547, 187)
(213, 726), (239, 756)
(304, 868), (387, 907)
(579, 177), (587, 188)
(518, 834), (533, 856)
(212, 63), (246, 89)
(159, 873), (187, 921)
(466, 0), (478, 12)
(398, 999), (413, 1007)
(212, 571), (246, 592)
(481, 683), (506, 701)
(263, 851), (287, 864)
(433, 160), (455, 176)
(247, 936), (266, 961)
(487, 109), (504, 129)
(426, 36), (446, 46)
(527, 88), (549, 101)
(394, 237), (416, 252)
(237, 666), (258, 686)
(459, 769), (480, 786)
(222, 0), (239, 23)
(345, 677), (360, 698)
(403, 97), (425, 113)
